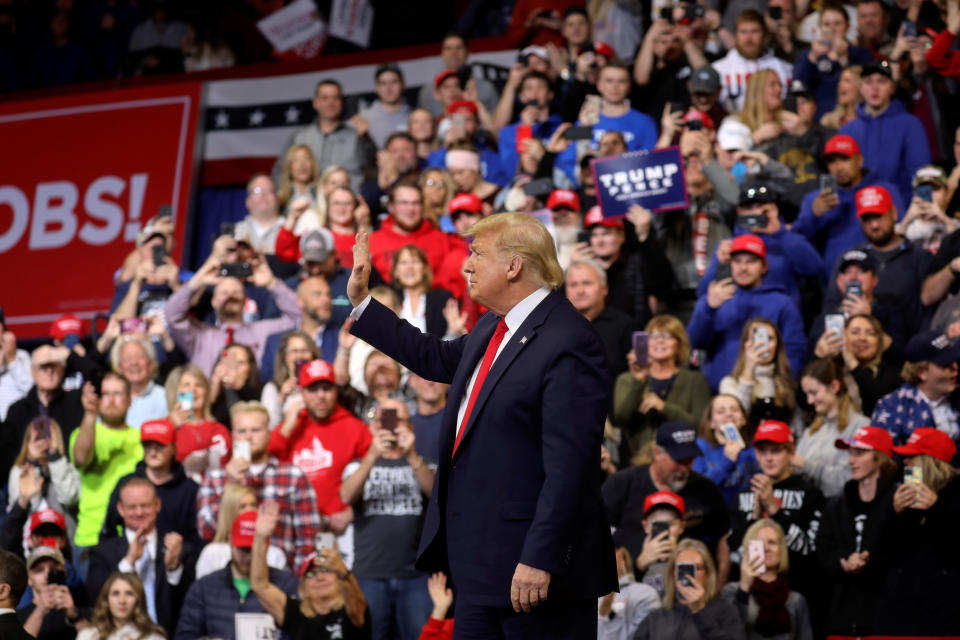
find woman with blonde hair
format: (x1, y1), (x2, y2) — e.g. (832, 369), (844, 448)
(277, 144), (318, 218)
(613, 315), (711, 457)
(261, 330), (321, 427)
(721, 69), (785, 148)
(820, 65), (862, 129)
(77, 572), (165, 640)
(719, 319), (798, 430)
(6, 416), (81, 545)
(419, 168), (453, 229)
(251, 502), (369, 639)
(874, 428), (960, 635)
(162, 365), (231, 482)
(194, 484), (288, 578)
(795, 357), (870, 497)
(633, 539), (744, 639)
(280, 164), (353, 239)
(722, 519), (813, 640)
(818, 426), (898, 636)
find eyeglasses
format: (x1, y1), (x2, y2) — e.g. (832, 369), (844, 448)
(423, 179), (445, 187)
(650, 332), (675, 341)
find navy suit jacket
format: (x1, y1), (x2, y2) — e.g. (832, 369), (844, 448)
(351, 291), (618, 606)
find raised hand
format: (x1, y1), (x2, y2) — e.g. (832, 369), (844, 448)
(348, 230), (372, 306)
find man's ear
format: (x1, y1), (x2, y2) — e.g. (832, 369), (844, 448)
(505, 255), (524, 281)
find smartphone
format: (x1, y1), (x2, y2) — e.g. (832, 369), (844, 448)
(152, 243), (166, 268)
(715, 262), (732, 281)
(683, 3), (706, 20)
(905, 465), (923, 486)
(156, 205), (172, 220)
(677, 562), (697, 587)
(825, 313), (845, 338)
(845, 280), (863, 299)
(668, 101), (685, 115)
(768, 5), (782, 19)
(120, 317), (147, 334)
(781, 93), (798, 114)
(47, 569), (67, 586)
(294, 359), (308, 379)
(233, 439), (251, 462)
(748, 539), (767, 574)
(577, 230), (591, 244)
(177, 390), (194, 412)
(522, 177), (555, 198)
(563, 125), (594, 141)
(32, 416), (52, 440)
(903, 20), (917, 37)
(516, 124), (533, 155)
(660, 6), (674, 21)
(687, 119), (704, 132)
(917, 184), (934, 203)
(633, 331), (650, 367)
(820, 174), (837, 193)
(218, 222), (236, 238)
(219, 262), (252, 279)
(88, 368), (104, 396)
(651, 520), (670, 539)
(739, 213), (767, 230)
(457, 65), (472, 91)
(721, 423), (743, 446)
(315, 532), (336, 550)
(381, 408), (398, 435)
(753, 325), (770, 350)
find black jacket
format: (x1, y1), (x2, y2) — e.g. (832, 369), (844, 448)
(100, 462), (201, 551)
(1, 387), (83, 483)
(0, 611), (34, 640)
(816, 476), (896, 636)
(874, 475), (960, 635)
(87, 532), (197, 638)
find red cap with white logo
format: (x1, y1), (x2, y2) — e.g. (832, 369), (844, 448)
(140, 419), (176, 446)
(753, 419), (794, 445)
(855, 185), (893, 218)
(50, 314), (83, 341)
(583, 205), (623, 230)
(546, 189), (580, 212)
(730, 234), (767, 261)
(299, 359), (336, 387)
(835, 425), (894, 456)
(643, 490), (685, 517)
(892, 427), (957, 463)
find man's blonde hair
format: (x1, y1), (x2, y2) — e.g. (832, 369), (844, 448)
(230, 400), (271, 426)
(465, 213), (563, 289)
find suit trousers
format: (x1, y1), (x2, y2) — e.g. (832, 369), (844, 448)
(452, 597), (596, 640)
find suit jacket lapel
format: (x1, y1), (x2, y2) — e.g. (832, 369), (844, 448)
(452, 292), (563, 459)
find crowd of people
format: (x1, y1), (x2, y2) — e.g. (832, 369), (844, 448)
(2, 0), (960, 638)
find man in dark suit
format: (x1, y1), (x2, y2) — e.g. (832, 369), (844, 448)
(86, 477), (194, 638)
(347, 213), (618, 638)
(0, 549), (34, 640)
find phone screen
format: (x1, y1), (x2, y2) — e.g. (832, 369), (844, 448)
(651, 520), (670, 539)
(753, 325), (770, 348)
(577, 230), (591, 244)
(563, 125), (594, 141)
(715, 262), (731, 281)
(748, 539), (767, 573)
(516, 124), (533, 154)
(177, 390), (194, 412)
(820, 174), (837, 193)
(233, 440), (251, 462)
(845, 280), (862, 299)
(32, 416), (52, 440)
(315, 532), (336, 550)
(381, 408), (398, 434)
(633, 331), (650, 367)
(916, 184), (933, 202)
(677, 562), (697, 587)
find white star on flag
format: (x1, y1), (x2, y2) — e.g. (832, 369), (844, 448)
(285, 105), (301, 124)
(214, 110), (229, 128)
(249, 109), (266, 126)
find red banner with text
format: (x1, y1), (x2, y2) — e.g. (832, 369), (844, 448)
(0, 82), (201, 338)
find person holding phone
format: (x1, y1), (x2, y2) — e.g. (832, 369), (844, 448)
(633, 491), (686, 598)
(723, 519), (813, 640)
(895, 165), (956, 252)
(210, 344), (263, 430)
(261, 330), (321, 427)
(162, 365), (231, 483)
(496, 71), (562, 177)
(613, 315), (711, 459)
(693, 394), (760, 503)
(21, 544), (90, 639)
(873, 428), (960, 635)
(816, 426), (898, 637)
(632, 540), (744, 640)
(339, 400), (434, 640)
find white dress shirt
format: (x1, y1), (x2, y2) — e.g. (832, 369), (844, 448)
(118, 527), (183, 585)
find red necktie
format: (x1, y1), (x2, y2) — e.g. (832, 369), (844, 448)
(452, 319), (508, 457)
(225, 326), (235, 346)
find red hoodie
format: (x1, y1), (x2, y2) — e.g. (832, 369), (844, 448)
(926, 28), (960, 78)
(369, 217), (457, 287)
(267, 405), (371, 515)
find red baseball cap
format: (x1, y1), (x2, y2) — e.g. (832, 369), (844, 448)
(299, 359), (335, 387)
(448, 192), (483, 216)
(30, 508), (66, 534)
(892, 427), (957, 463)
(434, 69), (458, 88)
(856, 185), (893, 218)
(299, 552), (321, 578)
(835, 425), (894, 456)
(683, 109), (715, 130)
(231, 510), (258, 548)
(447, 99), (478, 115)
(730, 234), (767, 261)
(643, 490), (685, 517)
(140, 419), (176, 446)
(583, 205), (623, 230)
(546, 189), (580, 212)
(592, 41), (616, 59)
(50, 314), (82, 341)
(753, 419), (794, 445)
(824, 134), (861, 158)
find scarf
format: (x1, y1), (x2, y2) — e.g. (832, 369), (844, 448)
(751, 574), (792, 636)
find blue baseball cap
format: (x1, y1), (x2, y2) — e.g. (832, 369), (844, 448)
(657, 421), (700, 460)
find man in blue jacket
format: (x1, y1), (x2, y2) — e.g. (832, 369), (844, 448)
(687, 233), (807, 390)
(839, 60), (930, 203)
(792, 134), (904, 278)
(697, 181), (823, 310)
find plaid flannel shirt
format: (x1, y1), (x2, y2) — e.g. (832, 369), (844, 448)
(197, 457), (320, 569)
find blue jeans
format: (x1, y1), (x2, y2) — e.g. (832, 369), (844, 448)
(357, 575), (432, 640)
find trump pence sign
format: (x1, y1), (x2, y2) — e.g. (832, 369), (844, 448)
(591, 146), (688, 217)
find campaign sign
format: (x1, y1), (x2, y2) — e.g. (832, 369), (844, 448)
(591, 146), (688, 217)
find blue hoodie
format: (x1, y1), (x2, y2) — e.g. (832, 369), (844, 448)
(555, 109), (659, 184)
(793, 46), (876, 118)
(696, 225), (824, 310)
(693, 439), (761, 505)
(497, 114), (563, 179)
(792, 174), (905, 279)
(686, 281), (807, 390)
(839, 100), (931, 203)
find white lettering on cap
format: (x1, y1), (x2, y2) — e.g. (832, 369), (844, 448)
(673, 430), (696, 444)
